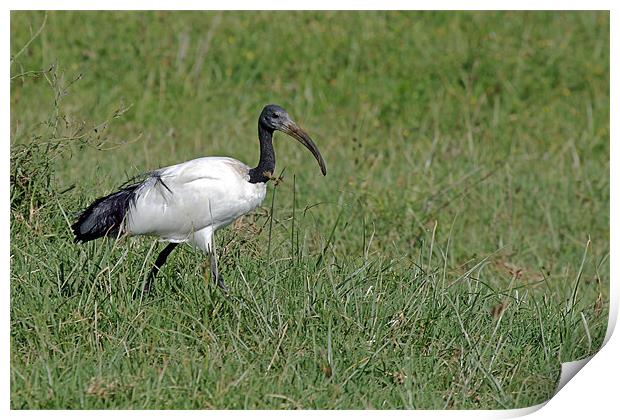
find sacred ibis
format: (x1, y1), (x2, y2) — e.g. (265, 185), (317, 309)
(72, 104), (326, 294)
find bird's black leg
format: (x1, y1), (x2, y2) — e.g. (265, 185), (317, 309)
(137, 242), (179, 297)
(209, 246), (228, 292)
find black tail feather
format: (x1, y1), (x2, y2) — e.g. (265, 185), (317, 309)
(72, 184), (140, 243)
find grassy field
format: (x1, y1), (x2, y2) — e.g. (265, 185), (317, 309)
(10, 11), (609, 409)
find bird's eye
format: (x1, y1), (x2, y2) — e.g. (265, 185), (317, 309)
(271, 113), (279, 119)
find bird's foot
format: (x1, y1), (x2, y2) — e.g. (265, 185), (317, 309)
(132, 282), (152, 300)
(204, 267), (229, 293)
(216, 275), (229, 293)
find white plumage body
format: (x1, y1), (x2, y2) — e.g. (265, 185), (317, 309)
(126, 156), (267, 252)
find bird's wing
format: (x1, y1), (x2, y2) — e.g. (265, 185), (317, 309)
(125, 157), (260, 241)
(157, 157), (244, 183)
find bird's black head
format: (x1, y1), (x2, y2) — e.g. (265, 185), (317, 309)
(259, 104), (290, 131)
(258, 104), (327, 176)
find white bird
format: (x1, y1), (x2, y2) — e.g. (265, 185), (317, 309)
(72, 104), (326, 295)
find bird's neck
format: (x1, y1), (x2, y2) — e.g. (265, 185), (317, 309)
(248, 124), (276, 184)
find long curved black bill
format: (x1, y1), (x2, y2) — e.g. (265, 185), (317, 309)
(282, 121), (327, 176)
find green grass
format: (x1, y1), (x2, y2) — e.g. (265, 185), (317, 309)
(10, 11), (609, 409)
